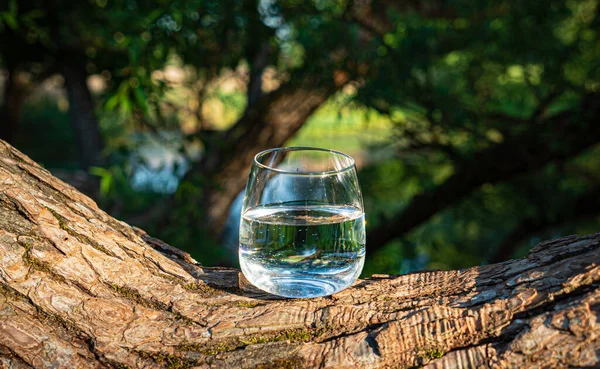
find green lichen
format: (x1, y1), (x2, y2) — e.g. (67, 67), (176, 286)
(176, 327), (328, 357)
(276, 329), (313, 342)
(183, 282), (219, 296)
(0, 284), (29, 303)
(109, 283), (198, 325)
(104, 360), (131, 369)
(45, 206), (116, 257)
(2, 284), (86, 341)
(238, 335), (270, 346)
(18, 239), (67, 283)
(235, 300), (259, 308)
(19, 240), (33, 252)
(182, 282), (200, 291)
(44, 206), (68, 228)
(197, 340), (241, 356)
(418, 347), (444, 360)
(151, 271), (184, 283)
(176, 338), (242, 355)
(109, 283), (169, 311)
(136, 351), (195, 369)
(253, 357), (304, 369)
(22, 251), (67, 283)
(39, 311), (81, 336)
(172, 311), (196, 326)
(175, 342), (203, 352)
(239, 327), (326, 346)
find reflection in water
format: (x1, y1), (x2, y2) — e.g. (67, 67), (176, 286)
(224, 184), (428, 273)
(223, 165), (301, 257)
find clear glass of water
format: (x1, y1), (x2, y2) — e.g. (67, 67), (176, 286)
(239, 147), (366, 298)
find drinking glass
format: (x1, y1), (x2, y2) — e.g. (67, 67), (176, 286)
(239, 147), (366, 298)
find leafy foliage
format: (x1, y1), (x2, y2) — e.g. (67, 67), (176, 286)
(1, 0), (599, 272)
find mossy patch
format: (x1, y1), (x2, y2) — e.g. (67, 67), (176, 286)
(253, 357), (304, 369)
(235, 300), (259, 308)
(136, 351), (196, 369)
(151, 271), (185, 283)
(109, 283), (170, 311)
(109, 283), (200, 325)
(19, 239), (68, 284)
(182, 282), (220, 296)
(0, 284), (30, 304)
(104, 360), (131, 369)
(45, 206), (116, 257)
(239, 328), (317, 345)
(190, 340), (241, 356)
(172, 311), (197, 326)
(178, 327), (330, 356)
(418, 347), (444, 360)
(39, 311), (81, 336)
(1, 284), (86, 341)
(44, 206), (68, 228)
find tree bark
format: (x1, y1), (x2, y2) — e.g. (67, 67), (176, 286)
(0, 139), (598, 369)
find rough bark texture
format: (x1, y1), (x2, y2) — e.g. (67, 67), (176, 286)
(0, 139), (598, 369)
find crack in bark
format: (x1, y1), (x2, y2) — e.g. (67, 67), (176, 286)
(0, 343), (32, 368)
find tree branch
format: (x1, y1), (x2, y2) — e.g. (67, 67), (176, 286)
(0, 139), (598, 369)
(490, 185), (600, 263)
(137, 68), (343, 238)
(530, 87), (560, 123)
(0, 63), (26, 143)
(60, 49), (104, 169)
(367, 93), (600, 253)
(246, 43), (271, 108)
(199, 74), (341, 232)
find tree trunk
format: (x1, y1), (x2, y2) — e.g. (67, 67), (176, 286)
(61, 51), (104, 170)
(160, 77), (339, 240)
(0, 139), (598, 369)
(0, 65), (28, 143)
(203, 81), (337, 233)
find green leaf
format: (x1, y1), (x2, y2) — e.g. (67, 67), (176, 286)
(105, 94), (121, 111)
(3, 14), (18, 30)
(119, 98), (132, 115)
(133, 86), (149, 115)
(89, 167), (114, 196)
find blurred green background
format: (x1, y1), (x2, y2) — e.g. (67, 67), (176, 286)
(1, 0), (599, 275)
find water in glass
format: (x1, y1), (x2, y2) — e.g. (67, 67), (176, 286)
(240, 147), (365, 298)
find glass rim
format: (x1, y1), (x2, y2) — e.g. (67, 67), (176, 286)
(253, 146), (356, 176)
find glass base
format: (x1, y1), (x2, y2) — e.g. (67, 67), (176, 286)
(240, 254), (364, 298)
(257, 277), (338, 298)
